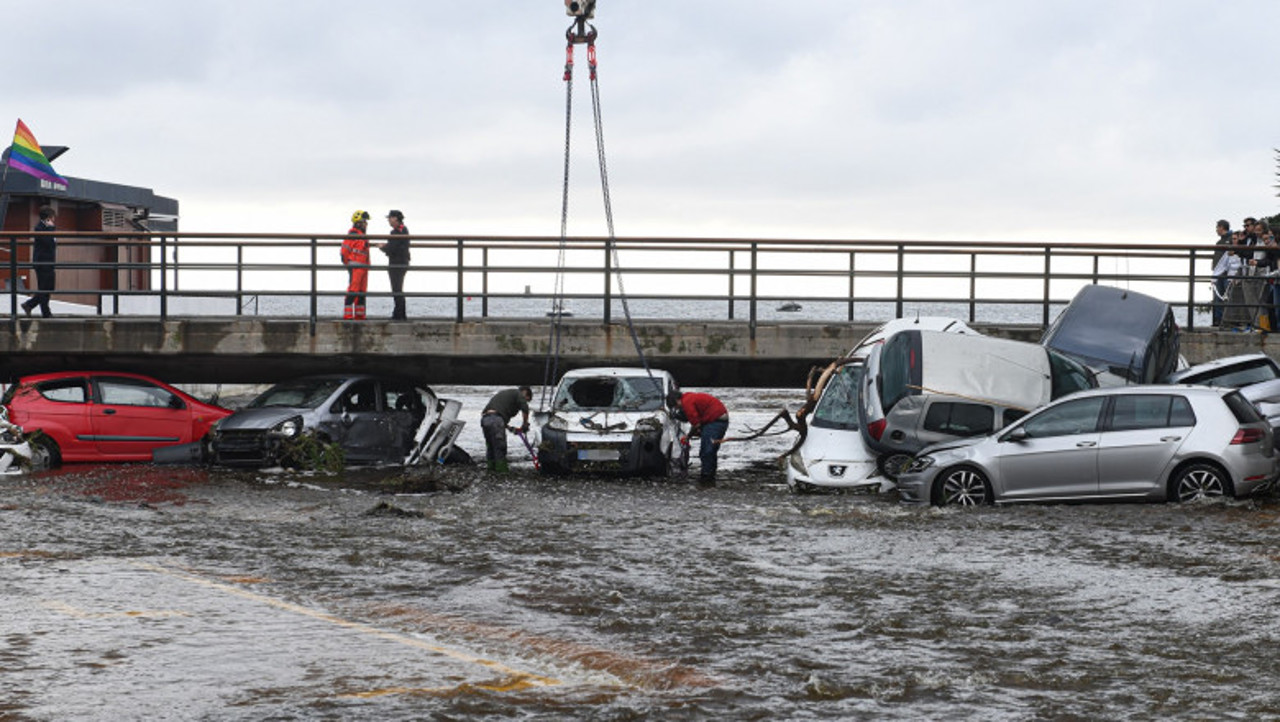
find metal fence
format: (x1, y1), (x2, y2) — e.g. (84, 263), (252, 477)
(1, 232), (1233, 334)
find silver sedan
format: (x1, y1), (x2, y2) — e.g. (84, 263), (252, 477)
(897, 386), (1277, 506)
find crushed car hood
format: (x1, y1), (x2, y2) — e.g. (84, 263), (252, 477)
(215, 407), (307, 431)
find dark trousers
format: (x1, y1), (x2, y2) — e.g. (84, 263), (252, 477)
(698, 418), (729, 480)
(388, 264), (408, 319)
(481, 413), (508, 470)
(1212, 276), (1229, 326)
(22, 264), (54, 317)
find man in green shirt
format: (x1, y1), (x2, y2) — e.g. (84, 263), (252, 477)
(481, 386), (533, 472)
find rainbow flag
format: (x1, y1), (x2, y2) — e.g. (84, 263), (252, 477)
(6, 119), (68, 188)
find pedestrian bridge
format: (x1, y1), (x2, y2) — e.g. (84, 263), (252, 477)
(0, 316), (1272, 388)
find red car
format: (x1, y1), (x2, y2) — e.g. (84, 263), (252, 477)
(1, 371), (232, 465)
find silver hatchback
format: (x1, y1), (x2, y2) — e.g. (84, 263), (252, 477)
(897, 386), (1276, 506)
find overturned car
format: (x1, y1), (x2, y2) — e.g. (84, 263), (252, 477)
(536, 367), (683, 476)
(204, 374), (464, 468)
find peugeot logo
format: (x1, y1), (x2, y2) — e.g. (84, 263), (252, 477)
(828, 464), (847, 477)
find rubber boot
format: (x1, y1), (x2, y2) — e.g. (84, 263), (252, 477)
(354, 305), (366, 320)
(343, 305), (354, 320)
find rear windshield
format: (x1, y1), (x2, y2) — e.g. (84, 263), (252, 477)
(1223, 391), (1265, 424)
(812, 364), (863, 430)
(879, 332), (920, 414)
(1179, 358), (1280, 388)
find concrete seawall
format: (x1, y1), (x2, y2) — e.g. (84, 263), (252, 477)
(0, 317), (1273, 387)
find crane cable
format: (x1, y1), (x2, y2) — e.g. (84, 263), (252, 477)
(542, 13), (654, 411)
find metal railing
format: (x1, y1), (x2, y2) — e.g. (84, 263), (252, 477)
(1, 232), (1232, 336)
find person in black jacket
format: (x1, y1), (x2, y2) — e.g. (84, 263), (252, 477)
(21, 206), (56, 318)
(380, 210), (411, 320)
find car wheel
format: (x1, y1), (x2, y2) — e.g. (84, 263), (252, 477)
(877, 452), (912, 480)
(933, 466), (992, 507)
(27, 434), (61, 469)
(1170, 462), (1232, 502)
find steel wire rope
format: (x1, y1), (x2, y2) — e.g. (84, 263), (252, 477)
(541, 43), (577, 412)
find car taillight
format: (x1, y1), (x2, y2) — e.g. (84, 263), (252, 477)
(868, 418), (886, 441)
(1231, 427), (1265, 445)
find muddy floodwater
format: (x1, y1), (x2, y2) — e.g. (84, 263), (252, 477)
(4, 386), (1280, 720)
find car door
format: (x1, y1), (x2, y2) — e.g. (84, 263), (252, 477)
(1097, 394), (1194, 496)
(90, 376), (192, 459)
(332, 379), (390, 463)
(995, 396), (1106, 500)
(381, 379), (425, 460)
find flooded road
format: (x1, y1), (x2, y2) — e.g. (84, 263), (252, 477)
(4, 386), (1280, 719)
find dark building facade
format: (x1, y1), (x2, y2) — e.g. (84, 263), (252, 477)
(1, 147), (178, 310)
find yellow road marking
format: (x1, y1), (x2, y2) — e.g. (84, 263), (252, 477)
(128, 560), (562, 690)
(41, 600), (190, 620)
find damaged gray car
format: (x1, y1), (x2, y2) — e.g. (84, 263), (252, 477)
(204, 374), (464, 468)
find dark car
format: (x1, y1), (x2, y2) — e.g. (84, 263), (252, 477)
(1, 371), (231, 465)
(1041, 284), (1181, 386)
(207, 374), (464, 468)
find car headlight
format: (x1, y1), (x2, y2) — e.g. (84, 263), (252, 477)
(789, 451), (807, 475)
(270, 416), (304, 438)
(902, 456), (934, 474)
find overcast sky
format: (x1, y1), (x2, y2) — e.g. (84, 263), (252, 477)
(7, 1), (1278, 244)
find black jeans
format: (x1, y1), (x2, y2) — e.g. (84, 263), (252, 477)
(23, 263), (54, 317)
(388, 264), (408, 319)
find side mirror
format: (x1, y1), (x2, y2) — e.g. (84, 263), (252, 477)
(1002, 427), (1029, 443)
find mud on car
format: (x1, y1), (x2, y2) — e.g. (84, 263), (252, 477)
(535, 367), (683, 476)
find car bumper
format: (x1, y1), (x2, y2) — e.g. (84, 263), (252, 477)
(539, 428), (670, 475)
(786, 454), (883, 491)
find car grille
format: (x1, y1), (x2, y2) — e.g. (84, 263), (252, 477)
(213, 430), (272, 465)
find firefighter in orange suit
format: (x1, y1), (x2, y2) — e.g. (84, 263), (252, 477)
(342, 210), (371, 319)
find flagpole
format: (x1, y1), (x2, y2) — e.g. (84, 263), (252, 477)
(0, 158), (15, 320)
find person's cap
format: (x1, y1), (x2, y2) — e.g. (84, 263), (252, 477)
(387, 210), (404, 220)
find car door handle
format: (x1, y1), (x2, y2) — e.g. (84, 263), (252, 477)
(102, 408), (116, 415)
(1076, 441), (1096, 447)
(1161, 436), (1182, 442)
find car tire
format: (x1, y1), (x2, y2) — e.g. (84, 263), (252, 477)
(28, 434), (61, 469)
(877, 452), (913, 481)
(1169, 462), (1232, 502)
(933, 465), (993, 507)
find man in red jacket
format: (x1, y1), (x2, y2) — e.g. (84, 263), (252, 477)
(676, 391), (729, 482)
(341, 210), (371, 319)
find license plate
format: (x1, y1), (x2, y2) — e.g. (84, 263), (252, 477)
(577, 448), (620, 461)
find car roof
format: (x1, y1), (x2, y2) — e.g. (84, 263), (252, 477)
(1165, 353), (1276, 383)
(1059, 383), (1231, 400)
(14, 370), (176, 384)
(560, 367), (673, 379)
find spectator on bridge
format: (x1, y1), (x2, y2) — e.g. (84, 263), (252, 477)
(1211, 219), (1234, 326)
(379, 210), (411, 321)
(341, 210), (371, 320)
(481, 386), (532, 472)
(673, 390), (729, 483)
(21, 206), (57, 318)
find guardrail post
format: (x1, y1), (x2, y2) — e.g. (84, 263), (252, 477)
(482, 247), (490, 318)
(895, 244), (905, 319)
(749, 242), (758, 339)
(309, 236), (318, 336)
(604, 239), (613, 325)
(728, 249), (736, 320)
(159, 235), (168, 321)
(7, 236), (16, 335)
(1042, 247), (1052, 327)
(456, 239), (465, 322)
(847, 251), (856, 322)
(968, 252), (977, 323)
(1186, 249), (1197, 330)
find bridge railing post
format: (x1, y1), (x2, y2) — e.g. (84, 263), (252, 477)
(968, 252), (977, 323)
(236, 244), (244, 317)
(1042, 247), (1052, 327)
(604, 239), (613, 325)
(456, 239), (465, 322)
(7, 236), (16, 336)
(895, 244), (905, 319)
(847, 250), (856, 322)
(309, 236), (318, 336)
(749, 242), (758, 340)
(482, 246), (490, 318)
(159, 235), (168, 322)
(1186, 249), (1198, 330)
(728, 249), (736, 320)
